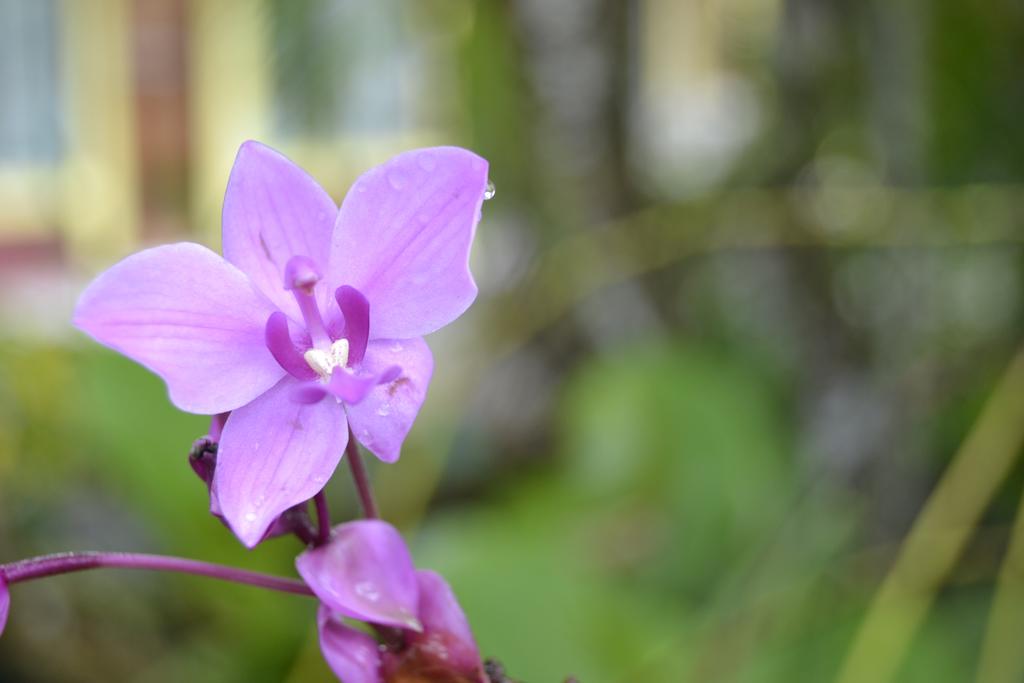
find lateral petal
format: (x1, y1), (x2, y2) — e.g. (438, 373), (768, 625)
(222, 141), (338, 319)
(297, 519), (421, 631)
(317, 606), (382, 683)
(347, 338), (433, 463)
(329, 147), (488, 339)
(213, 377), (348, 548)
(73, 243), (284, 415)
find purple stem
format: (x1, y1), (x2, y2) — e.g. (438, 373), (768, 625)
(346, 430), (379, 519)
(313, 490), (331, 546)
(0, 552), (314, 597)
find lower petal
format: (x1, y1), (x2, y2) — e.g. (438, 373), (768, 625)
(213, 378), (348, 547)
(346, 338), (434, 463)
(317, 606), (383, 683)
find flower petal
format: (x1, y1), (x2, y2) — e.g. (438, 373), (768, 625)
(73, 243), (284, 414)
(347, 338), (433, 463)
(317, 606), (383, 683)
(265, 312), (316, 380)
(329, 147), (488, 340)
(412, 570), (482, 676)
(296, 519), (421, 631)
(213, 377), (348, 547)
(335, 285), (370, 364)
(327, 369), (380, 405)
(0, 575), (9, 637)
(222, 141), (338, 320)
(292, 382), (330, 405)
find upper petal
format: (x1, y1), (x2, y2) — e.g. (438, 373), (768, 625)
(213, 377), (348, 547)
(73, 243), (284, 414)
(413, 570), (483, 676)
(296, 519), (421, 631)
(329, 147), (488, 339)
(317, 606), (383, 683)
(347, 338), (433, 463)
(222, 141), (338, 319)
(0, 575), (9, 637)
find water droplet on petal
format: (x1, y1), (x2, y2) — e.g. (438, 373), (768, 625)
(417, 152), (436, 171)
(387, 169), (408, 190)
(390, 341), (403, 353)
(243, 511), (257, 523)
(376, 403), (391, 417)
(355, 581), (381, 602)
(484, 180), (496, 201)
(359, 429), (373, 445)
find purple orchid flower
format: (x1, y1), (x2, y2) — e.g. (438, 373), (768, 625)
(0, 575), (9, 637)
(74, 142), (490, 547)
(297, 520), (485, 683)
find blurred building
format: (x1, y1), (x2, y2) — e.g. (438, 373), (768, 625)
(0, 0), (465, 271)
(0, 0), (478, 340)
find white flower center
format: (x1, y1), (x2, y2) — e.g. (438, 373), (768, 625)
(303, 338), (350, 379)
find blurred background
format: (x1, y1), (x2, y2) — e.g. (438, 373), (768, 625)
(1, 1), (1024, 681)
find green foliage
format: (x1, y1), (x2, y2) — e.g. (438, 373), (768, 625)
(417, 343), (856, 682)
(0, 345), (313, 683)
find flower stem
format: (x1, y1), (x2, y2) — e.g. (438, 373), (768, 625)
(0, 552), (314, 597)
(313, 490), (331, 546)
(346, 430), (379, 519)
